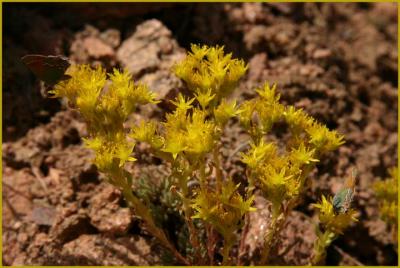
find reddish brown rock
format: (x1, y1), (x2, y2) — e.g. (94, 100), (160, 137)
(88, 183), (132, 235)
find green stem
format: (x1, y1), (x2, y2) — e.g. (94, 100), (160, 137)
(309, 230), (335, 265)
(213, 145), (223, 192)
(176, 165), (202, 264)
(121, 188), (190, 265)
(238, 181), (255, 265)
(112, 169), (189, 265)
(222, 238), (234, 265)
(310, 247), (326, 265)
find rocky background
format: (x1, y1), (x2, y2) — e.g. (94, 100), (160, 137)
(2, 3), (398, 265)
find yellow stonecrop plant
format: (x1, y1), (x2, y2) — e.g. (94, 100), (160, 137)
(51, 65), (189, 265)
(373, 167), (398, 245)
(131, 45), (251, 264)
(49, 44), (349, 265)
(311, 193), (358, 265)
(238, 82), (344, 263)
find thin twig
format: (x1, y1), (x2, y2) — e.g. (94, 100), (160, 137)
(2, 181), (31, 200)
(3, 195), (22, 220)
(31, 166), (49, 193)
(278, 237), (301, 257)
(333, 245), (364, 266)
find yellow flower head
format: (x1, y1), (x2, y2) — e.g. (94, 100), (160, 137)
(195, 88), (216, 109)
(161, 105), (217, 159)
(284, 105), (314, 131)
(52, 65), (106, 120)
(191, 181), (255, 238)
(238, 83), (285, 136)
(255, 82), (280, 103)
(258, 166), (299, 205)
(289, 142), (319, 166)
(131, 120), (164, 149)
(170, 93), (195, 113)
(214, 98), (238, 126)
(306, 122), (345, 154)
(84, 131), (136, 172)
(240, 140), (277, 170)
(373, 167), (398, 225)
(313, 195), (358, 235)
(174, 44), (248, 101)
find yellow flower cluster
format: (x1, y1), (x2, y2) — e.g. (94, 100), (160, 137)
(163, 104), (217, 159)
(238, 83), (284, 133)
(313, 195), (358, 235)
(191, 180), (255, 262)
(373, 167), (398, 225)
(131, 120), (163, 149)
(239, 83), (344, 207)
(132, 45), (246, 162)
(84, 132), (136, 172)
(174, 44), (248, 103)
(238, 82), (346, 264)
(192, 181), (255, 239)
(311, 193), (358, 265)
(52, 66), (157, 178)
(214, 99), (238, 127)
(51, 65), (106, 119)
(132, 95), (219, 161)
